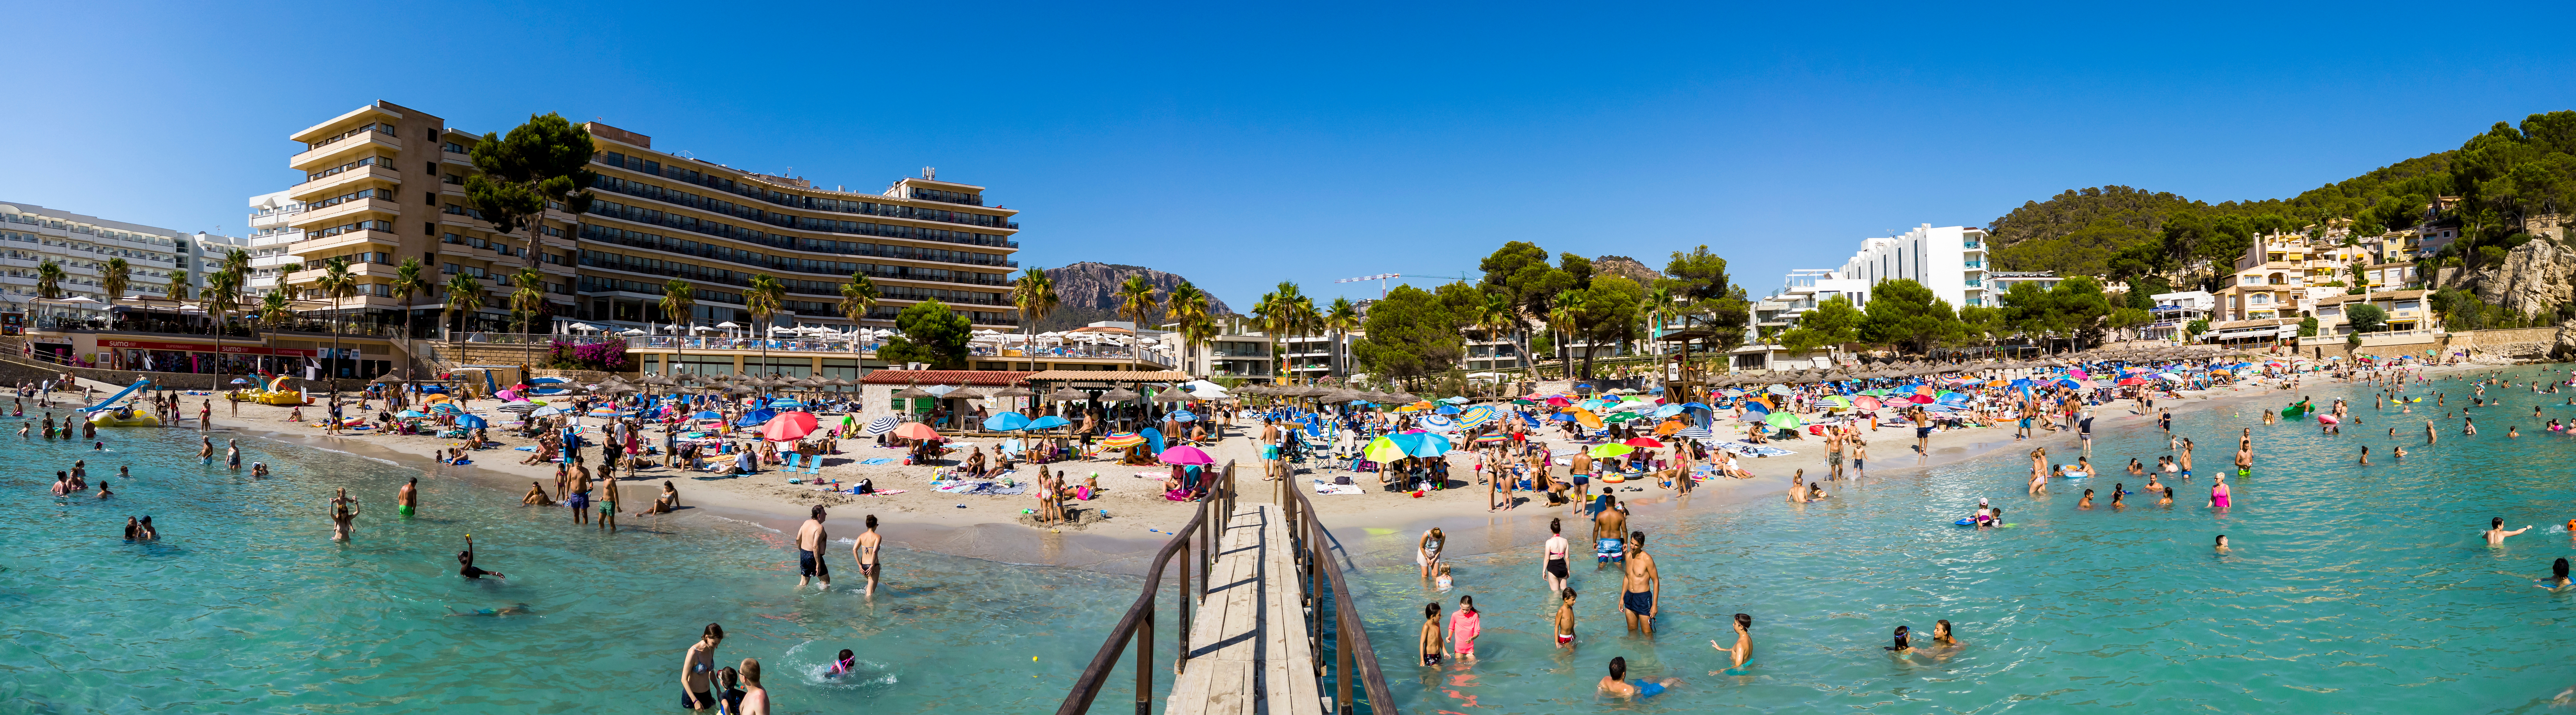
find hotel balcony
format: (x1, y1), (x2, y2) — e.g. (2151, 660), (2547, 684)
(289, 163), (403, 201)
(289, 131), (401, 172)
(289, 197), (401, 229)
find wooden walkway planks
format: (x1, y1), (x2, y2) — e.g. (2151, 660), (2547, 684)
(1166, 504), (1318, 715)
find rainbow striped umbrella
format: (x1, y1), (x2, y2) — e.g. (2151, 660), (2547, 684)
(1099, 431), (1147, 449)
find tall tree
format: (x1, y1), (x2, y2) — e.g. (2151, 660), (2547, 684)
(204, 269), (240, 379)
(259, 290), (291, 374)
(1856, 279), (1964, 355)
(1777, 294), (1861, 356)
(1010, 267), (1057, 372)
(442, 273), (485, 342)
(1323, 296), (1361, 378)
(165, 268), (192, 303)
(1662, 245), (1752, 350)
(315, 258), (359, 381)
(837, 272), (879, 370)
(877, 298), (971, 370)
(1113, 275), (1162, 372)
(1165, 282), (1211, 377)
(656, 278), (694, 375)
(1351, 284), (1466, 389)
(101, 257), (130, 328)
(466, 113), (597, 272)
(744, 274), (786, 377)
(1574, 276), (1644, 379)
(389, 257), (429, 378)
(508, 266), (547, 367)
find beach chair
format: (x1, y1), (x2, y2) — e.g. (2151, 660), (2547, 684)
(999, 438), (1026, 461)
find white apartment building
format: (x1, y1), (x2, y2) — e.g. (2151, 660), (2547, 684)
(0, 200), (199, 325)
(1839, 224), (1993, 309)
(243, 189), (305, 296)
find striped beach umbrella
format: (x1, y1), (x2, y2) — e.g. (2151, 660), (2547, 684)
(1453, 405), (1498, 429)
(1100, 431), (1147, 449)
(863, 416), (902, 435)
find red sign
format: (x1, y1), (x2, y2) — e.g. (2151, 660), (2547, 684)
(99, 339), (317, 357)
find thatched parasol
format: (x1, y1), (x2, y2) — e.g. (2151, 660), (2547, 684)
(986, 386), (1035, 398)
(1099, 387), (1141, 402)
(889, 386), (938, 400)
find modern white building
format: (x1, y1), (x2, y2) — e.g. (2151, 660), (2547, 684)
(2142, 290), (2215, 342)
(0, 200), (197, 326)
(243, 190), (305, 296)
(1839, 224), (1993, 309)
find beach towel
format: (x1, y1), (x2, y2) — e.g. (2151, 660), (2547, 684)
(1313, 482), (1365, 495)
(862, 489), (907, 496)
(858, 458), (895, 465)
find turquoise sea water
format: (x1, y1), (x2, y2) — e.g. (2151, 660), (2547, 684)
(0, 426), (1158, 713)
(1352, 367), (2576, 712)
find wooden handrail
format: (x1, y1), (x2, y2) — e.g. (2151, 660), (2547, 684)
(1055, 459), (1236, 715)
(1283, 475), (1398, 715)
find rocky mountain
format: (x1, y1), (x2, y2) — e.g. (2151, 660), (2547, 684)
(1592, 255), (1665, 286)
(1029, 261), (1234, 332)
(2474, 239), (2576, 317)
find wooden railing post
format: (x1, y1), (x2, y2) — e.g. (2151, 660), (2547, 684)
(1177, 531), (1191, 675)
(1336, 607), (1354, 715)
(1135, 592), (1154, 715)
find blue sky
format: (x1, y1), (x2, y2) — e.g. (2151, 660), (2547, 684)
(7, 2), (2575, 310)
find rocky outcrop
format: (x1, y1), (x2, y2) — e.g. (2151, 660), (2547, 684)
(2473, 239), (2576, 317)
(2553, 320), (2576, 360)
(1592, 255), (1665, 287)
(1030, 262), (1232, 332)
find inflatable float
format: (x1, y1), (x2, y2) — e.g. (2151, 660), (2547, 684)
(88, 406), (160, 427)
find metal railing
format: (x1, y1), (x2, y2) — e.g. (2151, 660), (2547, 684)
(1058, 460), (1238, 715)
(1281, 464), (1396, 715)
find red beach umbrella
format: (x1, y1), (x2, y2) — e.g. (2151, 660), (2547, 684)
(760, 412), (819, 441)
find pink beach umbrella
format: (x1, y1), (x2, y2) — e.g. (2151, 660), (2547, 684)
(1158, 445), (1216, 465)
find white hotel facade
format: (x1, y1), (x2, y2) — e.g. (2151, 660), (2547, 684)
(1838, 224), (1994, 309)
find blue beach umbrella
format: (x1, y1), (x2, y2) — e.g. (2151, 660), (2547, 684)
(1027, 415), (1071, 430)
(693, 410), (724, 420)
(455, 414), (489, 429)
(982, 411), (1032, 431)
(429, 403), (464, 415)
(1434, 404), (1463, 415)
(736, 408), (777, 427)
(1169, 410), (1199, 422)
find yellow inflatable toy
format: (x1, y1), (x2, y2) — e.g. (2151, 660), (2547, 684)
(88, 405), (161, 427)
(232, 376), (309, 406)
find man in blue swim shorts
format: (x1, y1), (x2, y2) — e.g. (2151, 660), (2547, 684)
(1598, 656), (1677, 698)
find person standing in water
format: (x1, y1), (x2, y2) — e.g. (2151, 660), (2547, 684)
(1593, 495), (1628, 565)
(1621, 531), (1661, 635)
(1540, 518), (1571, 592)
(225, 440), (241, 470)
(330, 495), (361, 541)
(679, 623), (724, 710)
(198, 436), (214, 464)
(795, 505), (831, 592)
(1710, 613), (1753, 674)
(1553, 589), (1578, 649)
(397, 477), (419, 519)
(1416, 527), (1445, 579)
(852, 514), (885, 597)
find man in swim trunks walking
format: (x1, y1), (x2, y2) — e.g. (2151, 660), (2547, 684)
(796, 505), (831, 592)
(397, 477), (418, 518)
(1621, 530), (1660, 634)
(1592, 495), (1626, 566)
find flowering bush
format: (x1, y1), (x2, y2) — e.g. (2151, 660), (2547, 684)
(544, 340), (631, 371)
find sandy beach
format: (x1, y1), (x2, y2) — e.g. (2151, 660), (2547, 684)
(58, 363), (2468, 577)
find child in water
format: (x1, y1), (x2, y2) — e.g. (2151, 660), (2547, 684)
(828, 649), (858, 677)
(1435, 565), (1455, 592)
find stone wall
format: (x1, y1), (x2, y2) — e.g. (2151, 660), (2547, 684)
(0, 354), (373, 393)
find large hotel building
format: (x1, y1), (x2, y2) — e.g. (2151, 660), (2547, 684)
(26, 100), (1045, 379)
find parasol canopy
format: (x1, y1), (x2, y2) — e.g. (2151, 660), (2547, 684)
(760, 412), (820, 441)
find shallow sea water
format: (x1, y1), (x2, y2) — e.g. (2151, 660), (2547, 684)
(0, 424), (1157, 713)
(1351, 366), (2576, 713)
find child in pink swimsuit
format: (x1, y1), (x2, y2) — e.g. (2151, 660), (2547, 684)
(1448, 596), (1482, 660)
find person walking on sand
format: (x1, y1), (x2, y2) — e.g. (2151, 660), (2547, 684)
(852, 514), (885, 597)
(795, 506), (830, 591)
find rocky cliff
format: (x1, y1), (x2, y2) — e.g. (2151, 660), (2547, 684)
(1592, 255), (1665, 287)
(2472, 239), (2576, 317)
(1030, 261), (1233, 332)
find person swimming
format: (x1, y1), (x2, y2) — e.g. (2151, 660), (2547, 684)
(828, 649), (858, 677)
(1599, 656), (1677, 698)
(444, 604), (533, 617)
(2544, 558), (2574, 589)
(1885, 625), (1913, 654)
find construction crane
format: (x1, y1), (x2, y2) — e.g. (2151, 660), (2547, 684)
(1334, 272), (1473, 298)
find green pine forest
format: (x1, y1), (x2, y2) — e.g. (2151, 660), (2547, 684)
(1989, 111), (2576, 297)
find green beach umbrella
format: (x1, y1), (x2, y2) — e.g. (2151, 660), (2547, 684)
(1587, 443), (1636, 458)
(1604, 412), (1642, 423)
(1764, 412), (1804, 429)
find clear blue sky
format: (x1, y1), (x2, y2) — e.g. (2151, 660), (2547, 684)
(8, 2), (2575, 310)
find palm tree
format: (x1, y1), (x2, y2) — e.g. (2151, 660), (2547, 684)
(657, 278), (695, 377)
(258, 290), (291, 377)
(34, 260), (63, 300)
(744, 274), (785, 378)
(1010, 267), (1058, 372)
(1249, 290), (1281, 384)
(314, 258), (358, 382)
(441, 273), (484, 342)
(508, 266), (547, 368)
(1472, 290), (1517, 377)
(204, 269), (241, 381)
(165, 268), (192, 303)
(1323, 296), (1360, 379)
(1112, 274), (1160, 371)
(1166, 282), (1210, 376)
(1252, 281), (1310, 384)
(834, 273), (877, 381)
(389, 258), (429, 381)
(1547, 292), (1581, 380)
(1288, 291), (1320, 383)
(101, 257), (130, 332)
